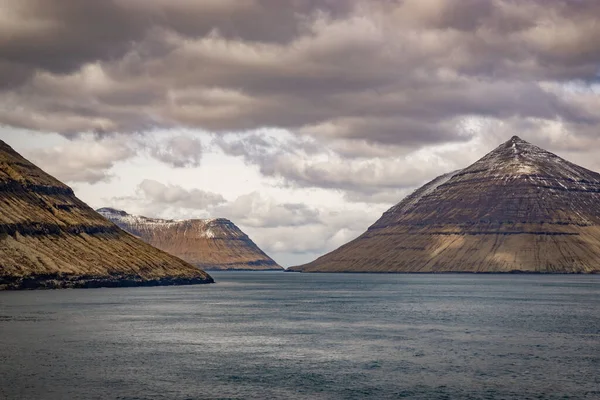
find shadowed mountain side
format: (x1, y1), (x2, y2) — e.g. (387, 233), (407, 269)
(291, 137), (600, 273)
(0, 140), (214, 289)
(98, 209), (283, 271)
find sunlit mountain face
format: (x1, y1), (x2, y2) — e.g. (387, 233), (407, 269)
(292, 137), (600, 273)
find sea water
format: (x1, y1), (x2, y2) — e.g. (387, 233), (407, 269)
(1, 272), (598, 399)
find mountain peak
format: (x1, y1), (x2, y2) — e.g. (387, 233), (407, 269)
(506, 135), (535, 150)
(501, 135), (539, 151)
(293, 137), (600, 273)
(460, 135), (594, 183)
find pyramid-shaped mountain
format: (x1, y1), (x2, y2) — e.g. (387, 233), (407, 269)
(292, 137), (600, 273)
(0, 140), (213, 289)
(97, 208), (282, 271)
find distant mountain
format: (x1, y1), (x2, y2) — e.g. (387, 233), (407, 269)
(0, 140), (213, 290)
(291, 136), (600, 273)
(97, 208), (282, 271)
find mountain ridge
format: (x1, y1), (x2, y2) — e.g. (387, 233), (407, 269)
(0, 140), (214, 289)
(98, 208), (283, 271)
(290, 136), (600, 273)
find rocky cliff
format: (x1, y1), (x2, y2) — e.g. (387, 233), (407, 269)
(0, 140), (214, 289)
(291, 136), (600, 273)
(97, 208), (282, 271)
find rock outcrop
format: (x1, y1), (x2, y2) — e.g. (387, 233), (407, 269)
(97, 208), (282, 271)
(0, 140), (214, 289)
(291, 136), (600, 273)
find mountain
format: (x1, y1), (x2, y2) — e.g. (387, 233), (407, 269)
(0, 140), (213, 289)
(97, 208), (282, 271)
(291, 136), (600, 273)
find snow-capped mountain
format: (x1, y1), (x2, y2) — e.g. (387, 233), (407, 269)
(98, 208), (282, 271)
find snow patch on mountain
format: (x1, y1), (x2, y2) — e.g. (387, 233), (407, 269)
(97, 208), (245, 239)
(95, 207), (281, 270)
(388, 170), (461, 216)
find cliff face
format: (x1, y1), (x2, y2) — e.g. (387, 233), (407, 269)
(97, 209), (282, 271)
(0, 140), (213, 289)
(292, 136), (600, 273)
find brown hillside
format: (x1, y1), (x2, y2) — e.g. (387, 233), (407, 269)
(98, 208), (282, 271)
(291, 137), (600, 273)
(0, 140), (214, 289)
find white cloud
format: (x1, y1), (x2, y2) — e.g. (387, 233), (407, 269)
(23, 134), (136, 183)
(137, 179), (225, 210)
(215, 191), (320, 228)
(149, 135), (203, 167)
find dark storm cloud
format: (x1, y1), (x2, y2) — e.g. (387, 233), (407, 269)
(0, 0), (351, 76)
(1, 0), (600, 158)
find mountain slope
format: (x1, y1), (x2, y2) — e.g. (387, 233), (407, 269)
(97, 208), (282, 271)
(0, 140), (214, 289)
(291, 136), (600, 273)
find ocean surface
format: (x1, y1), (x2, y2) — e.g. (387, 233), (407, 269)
(0, 272), (598, 400)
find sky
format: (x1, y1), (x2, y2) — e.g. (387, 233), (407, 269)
(1, 0), (600, 267)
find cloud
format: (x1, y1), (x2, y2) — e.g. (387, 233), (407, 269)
(149, 135), (203, 168)
(214, 195), (387, 264)
(0, 0), (599, 151)
(137, 179), (225, 210)
(215, 191), (321, 228)
(23, 134), (136, 183)
(238, 206), (382, 260)
(0, 0), (353, 78)
(213, 131), (470, 201)
(17, 132), (207, 184)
